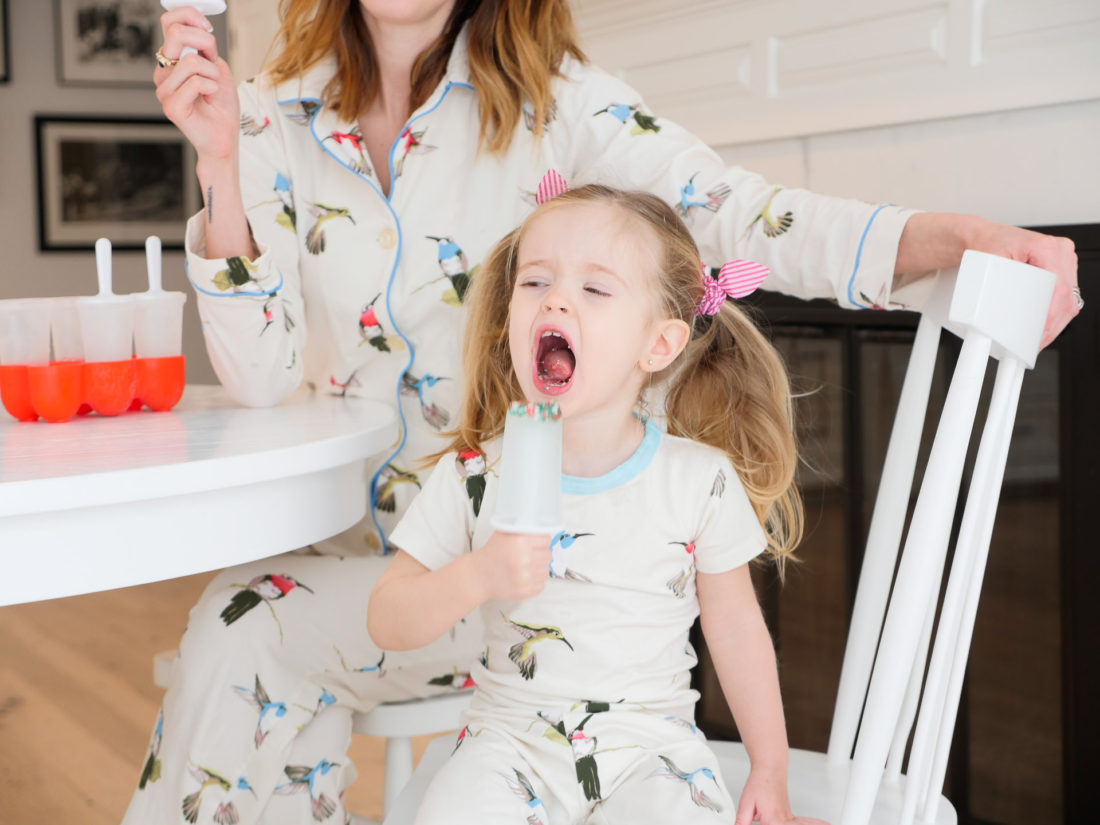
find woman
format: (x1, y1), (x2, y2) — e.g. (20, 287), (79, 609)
(129, 2), (1079, 823)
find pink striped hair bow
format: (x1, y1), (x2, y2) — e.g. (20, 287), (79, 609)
(535, 169), (569, 205)
(697, 259), (769, 316)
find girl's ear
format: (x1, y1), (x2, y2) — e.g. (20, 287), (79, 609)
(642, 318), (691, 372)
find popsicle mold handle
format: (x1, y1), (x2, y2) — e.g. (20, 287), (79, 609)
(95, 237), (113, 296)
(145, 236), (163, 292)
(159, 0), (227, 14)
(160, 0), (227, 56)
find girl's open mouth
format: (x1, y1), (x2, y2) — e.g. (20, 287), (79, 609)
(535, 330), (576, 395)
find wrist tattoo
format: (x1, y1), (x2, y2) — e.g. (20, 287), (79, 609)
(206, 186), (214, 223)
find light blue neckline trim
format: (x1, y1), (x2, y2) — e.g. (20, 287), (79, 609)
(847, 204), (889, 308)
(561, 419), (661, 495)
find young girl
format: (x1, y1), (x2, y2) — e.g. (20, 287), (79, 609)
(368, 184), (827, 825)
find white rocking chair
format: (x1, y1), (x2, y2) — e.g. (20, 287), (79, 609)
(379, 250), (1056, 825)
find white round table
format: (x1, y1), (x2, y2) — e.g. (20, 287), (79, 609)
(0, 385), (398, 606)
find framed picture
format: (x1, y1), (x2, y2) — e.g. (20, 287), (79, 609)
(35, 116), (200, 251)
(1, 0), (10, 84)
(55, 0), (160, 86)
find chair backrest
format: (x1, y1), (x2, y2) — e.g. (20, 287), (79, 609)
(824, 251), (1055, 825)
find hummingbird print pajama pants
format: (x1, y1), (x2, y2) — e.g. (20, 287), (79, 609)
(413, 703), (735, 825)
(121, 552), (484, 825)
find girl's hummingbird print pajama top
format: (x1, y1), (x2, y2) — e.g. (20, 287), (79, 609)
(126, 23), (917, 825)
(389, 422), (766, 824)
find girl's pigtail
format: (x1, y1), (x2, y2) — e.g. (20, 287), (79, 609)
(427, 229), (526, 466)
(664, 303), (803, 575)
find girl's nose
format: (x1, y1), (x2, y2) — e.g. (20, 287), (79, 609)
(542, 287), (570, 313)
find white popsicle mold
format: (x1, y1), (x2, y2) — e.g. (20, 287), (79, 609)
(0, 299), (52, 366)
(134, 235), (187, 358)
(76, 237), (135, 363)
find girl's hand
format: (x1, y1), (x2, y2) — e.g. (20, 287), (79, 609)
(735, 767), (830, 825)
(473, 531), (553, 602)
(154, 8), (240, 164)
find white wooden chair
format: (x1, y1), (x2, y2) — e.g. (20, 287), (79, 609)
(152, 650), (471, 824)
(379, 250), (1056, 825)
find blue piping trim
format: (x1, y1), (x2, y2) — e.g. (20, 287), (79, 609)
(299, 83), (466, 552)
(561, 420), (661, 495)
(847, 204), (888, 308)
(184, 243), (286, 298)
(384, 82), (470, 204)
(188, 271), (284, 298)
(276, 94), (323, 108)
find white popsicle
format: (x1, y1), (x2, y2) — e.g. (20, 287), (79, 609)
(491, 401), (564, 535)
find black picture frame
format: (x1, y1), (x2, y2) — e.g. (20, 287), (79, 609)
(54, 0), (160, 87)
(35, 115), (199, 252)
(1, 0), (10, 84)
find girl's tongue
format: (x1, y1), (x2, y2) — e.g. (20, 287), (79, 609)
(542, 348), (575, 381)
(536, 331), (576, 392)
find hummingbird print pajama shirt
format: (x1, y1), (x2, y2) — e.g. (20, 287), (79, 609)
(126, 22), (918, 825)
(389, 422), (766, 824)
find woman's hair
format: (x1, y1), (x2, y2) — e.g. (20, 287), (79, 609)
(443, 184), (803, 568)
(266, 0), (585, 152)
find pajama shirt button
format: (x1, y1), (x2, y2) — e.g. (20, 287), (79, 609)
(378, 228), (398, 249)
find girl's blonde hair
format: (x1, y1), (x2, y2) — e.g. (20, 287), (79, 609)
(266, 0), (585, 152)
(444, 185), (803, 569)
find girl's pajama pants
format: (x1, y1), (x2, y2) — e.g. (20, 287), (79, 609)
(414, 704), (736, 825)
(120, 551), (484, 825)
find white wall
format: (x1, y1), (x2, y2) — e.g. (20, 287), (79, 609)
(0, 1), (226, 384)
(577, 0), (1100, 229)
(713, 98), (1100, 228)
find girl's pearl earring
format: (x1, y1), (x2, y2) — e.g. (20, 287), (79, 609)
(647, 359), (654, 366)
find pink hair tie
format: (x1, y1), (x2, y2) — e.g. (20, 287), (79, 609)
(535, 169), (569, 205)
(697, 259), (770, 316)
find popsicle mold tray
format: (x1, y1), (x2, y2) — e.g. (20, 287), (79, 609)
(0, 356), (186, 423)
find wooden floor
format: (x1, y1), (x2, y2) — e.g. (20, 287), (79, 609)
(0, 573), (432, 824)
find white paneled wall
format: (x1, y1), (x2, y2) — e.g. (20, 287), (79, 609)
(576, 0), (1100, 226)
(575, 0), (1100, 143)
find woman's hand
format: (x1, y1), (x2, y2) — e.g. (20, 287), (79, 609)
(154, 7), (239, 164)
(735, 766), (830, 825)
(896, 212), (1080, 349)
(472, 531), (553, 602)
(961, 216), (1080, 349)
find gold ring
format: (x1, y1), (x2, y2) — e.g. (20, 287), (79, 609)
(1072, 285), (1084, 312)
(154, 48), (180, 69)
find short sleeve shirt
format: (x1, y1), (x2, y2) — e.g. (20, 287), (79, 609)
(389, 421), (766, 712)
